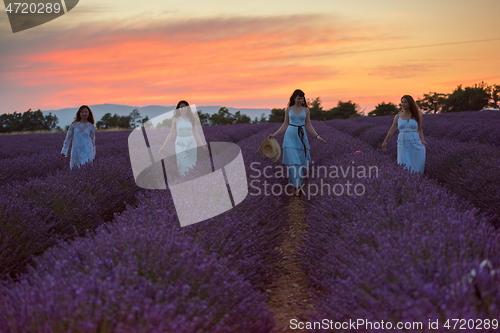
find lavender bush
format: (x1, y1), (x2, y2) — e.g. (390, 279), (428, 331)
(0, 124), (282, 331)
(0, 214), (274, 332)
(325, 115), (500, 224)
(326, 111), (500, 146)
(297, 122), (500, 332)
(116, 125), (286, 290)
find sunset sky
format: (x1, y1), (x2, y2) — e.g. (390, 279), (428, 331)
(1, 0), (499, 114)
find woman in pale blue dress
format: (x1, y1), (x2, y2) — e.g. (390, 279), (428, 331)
(269, 90), (327, 196)
(61, 105), (96, 169)
(159, 101), (208, 176)
(382, 95), (428, 173)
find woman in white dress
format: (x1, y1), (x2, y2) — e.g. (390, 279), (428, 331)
(159, 101), (207, 176)
(61, 105), (96, 169)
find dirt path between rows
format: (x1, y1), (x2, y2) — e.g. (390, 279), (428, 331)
(266, 195), (315, 332)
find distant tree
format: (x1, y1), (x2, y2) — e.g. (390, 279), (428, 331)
(308, 97), (324, 121)
(268, 108), (285, 123)
(42, 112), (59, 130)
(210, 107), (235, 126)
(442, 82), (491, 112)
(0, 109), (58, 133)
(417, 92), (447, 114)
(96, 113), (113, 129)
(96, 113), (132, 129)
(118, 115), (132, 128)
(251, 113), (267, 124)
(234, 111), (251, 124)
(129, 109), (142, 128)
(141, 116), (152, 129)
(157, 117), (173, 129)
(258, 112), (267, 123)
(326, 101), (361, 119)
(368, 102), (399, 117)
(489, 84), (500, 108)
(197, 111), (210, 126)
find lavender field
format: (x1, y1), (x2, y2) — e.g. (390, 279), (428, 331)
(0, 112), (499, 332)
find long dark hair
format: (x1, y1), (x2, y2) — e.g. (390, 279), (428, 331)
(73, 105), (95, 124)
(401, 95), (422, 126)
(173, 100), (197, 125)
(288, 89), (308, 107)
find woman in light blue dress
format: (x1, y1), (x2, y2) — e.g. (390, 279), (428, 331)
(61, 105), (96, 169)
(159, 101), (207, 176)
(382, 95), (427, 173)
(269, 90), (327, 196)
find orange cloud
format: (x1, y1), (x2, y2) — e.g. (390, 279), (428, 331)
(2, 15), (388, 111)
(3, 14), (496, 113)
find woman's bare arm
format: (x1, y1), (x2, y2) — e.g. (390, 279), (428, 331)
(417, 120), (427, 146)
(159, 118), (177, 152)
(268, 107), (290, 138)
(305, 108), (327, 143)
(382, 114), (399, 150)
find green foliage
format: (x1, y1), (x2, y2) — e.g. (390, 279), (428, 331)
(141, 116), (152, 129)
(194, 107), (256, 125)
(416, 92), (447, 114)
(251, 113), (267, 124)
(326, 101), (362, 119)
(268, 108), (285, 123)
(233, 111), (251, 124)
(210, 107), (235, 126)
(0, 109), (59, 133)
(129, 109), (142, 128)
(157, 117), (173, 129)
(197, 111), (210, 126)
(308, 97), (325, 120)
(417, 82), (497, 114)
(442, 82), (492, 112)
(96, 113), (132, 129)
(489, 84), (500, 109)
(368, 102), (399, 117)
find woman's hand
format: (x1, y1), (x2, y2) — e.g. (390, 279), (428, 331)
(268, 133), (276, 139)
(381, 141), (387, 151)
(422, 140), (428, 147)
(317, 136), (327, 144)
(61, 153), (66, 157)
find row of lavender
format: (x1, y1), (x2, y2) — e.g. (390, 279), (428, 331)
(0, 123), (274, 279)
(0, 145), (141, 279)
(0, 124), (284, 332)
(0, 124), (264, 185)
(298, 122), (500, 332)
(327, 111), (500, 146)
(325, 114), (500, 224)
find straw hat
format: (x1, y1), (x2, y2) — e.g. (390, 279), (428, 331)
(257, 138), (281, 163)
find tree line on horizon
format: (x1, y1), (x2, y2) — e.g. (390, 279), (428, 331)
(368, 82), (500, 117)
(0, 109), (59, 133)
(2, 82), (498, 133)
(197, 82), (500, 124)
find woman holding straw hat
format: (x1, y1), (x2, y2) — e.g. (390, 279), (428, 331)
(269, 89), (327, 196)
